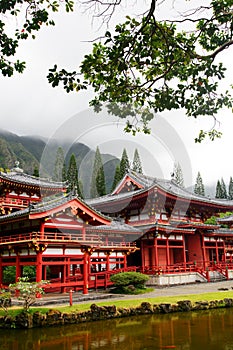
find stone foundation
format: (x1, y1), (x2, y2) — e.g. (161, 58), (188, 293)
(146, 272), (207, 286)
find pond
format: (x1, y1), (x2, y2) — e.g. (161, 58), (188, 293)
(1, 308), (233, 350)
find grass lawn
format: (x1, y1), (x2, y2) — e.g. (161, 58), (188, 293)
(2, 290), (233, 317)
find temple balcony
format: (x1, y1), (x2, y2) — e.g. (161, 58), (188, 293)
(0, 231), (137, 249)
(0, 197), (29, 210)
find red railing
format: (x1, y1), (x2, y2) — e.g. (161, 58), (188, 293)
(0, 198), (29, 207)
(0, 232), (101, 245)
(0, 231), (137, 249)
(43, 266), (137, 293)
(141, 260), (233, 282)
(141, 262), (197, 275)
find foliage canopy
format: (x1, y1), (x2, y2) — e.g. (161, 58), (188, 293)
(1, 1), (233, 140)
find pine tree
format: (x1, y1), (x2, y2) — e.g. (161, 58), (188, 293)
(132, 148), (143, 173)
(173, 162), (184, 188)
(229, 177), (233, 200)
(194, 171), (205, 196)
(119, 148), (130, 179)
(90, 147), (106, 198)
(221, 178), (227, 199)
(111, 164), (121, 191)
(67, 154), (80, 195)
(215, 180), (222, 198)
(33, 166), (39, 177)
(53, 147), (66, 182)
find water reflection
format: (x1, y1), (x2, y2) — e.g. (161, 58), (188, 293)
(1, 308), (233, 350)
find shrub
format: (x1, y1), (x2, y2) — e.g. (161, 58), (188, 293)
(0, 290), (11, 314)
(110, 272), (149, 290)
(9, 277), (48, 312)
(3, 266), (16, 284)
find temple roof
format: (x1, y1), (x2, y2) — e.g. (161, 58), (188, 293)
(0, 193), (111, 225)
(140, 223), (196, 235)
(0, 171), (66, 189)
(87, 219), (142, 233)
(217, 214), (233, 223)
(87, 171), (233, 209)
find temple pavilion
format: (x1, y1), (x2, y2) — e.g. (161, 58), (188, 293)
(88, 171), (233, 284)
(0, 167), (140, 294)
(1, 165), (233, 292)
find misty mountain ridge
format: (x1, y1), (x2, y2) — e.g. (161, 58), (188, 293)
(0, 129), (119, 196)
(0, 129), (222, 199)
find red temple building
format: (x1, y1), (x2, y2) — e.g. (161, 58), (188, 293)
(88, 171), (233, 284)
(0, 163), (66, 214)
(1, 165), (233, 292)
(0, 167), (140, 293)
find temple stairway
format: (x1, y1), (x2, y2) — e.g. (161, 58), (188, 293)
(209, 270), (227, 282)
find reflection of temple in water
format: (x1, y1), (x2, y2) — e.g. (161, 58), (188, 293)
(1, 309), (233, 349)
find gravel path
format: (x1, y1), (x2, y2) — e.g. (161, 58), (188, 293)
(27, 280), (233, 307)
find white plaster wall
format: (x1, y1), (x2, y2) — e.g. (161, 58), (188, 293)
(146, 272), (207, 286)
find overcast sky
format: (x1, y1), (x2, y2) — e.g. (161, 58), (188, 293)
(0, 2), (233, 189)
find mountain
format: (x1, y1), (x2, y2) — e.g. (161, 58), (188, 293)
(0, 130), (41, 174)
(0, 129), (119, 196)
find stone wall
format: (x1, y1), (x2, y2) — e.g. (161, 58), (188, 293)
(0, 298), (233, 329)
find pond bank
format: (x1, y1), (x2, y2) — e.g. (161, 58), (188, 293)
(2, 280), (233, 329)
(1, 297), (233, 329)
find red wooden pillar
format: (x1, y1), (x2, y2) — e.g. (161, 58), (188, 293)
(215, 239), (219, 263)
(16, 254), (21, 282)
(67, 258), (70, 278)
(154, 237), (158, 267)
(223, 240), (226, 262)
(182, 235), (187, 269)
(123, 253), (127, 270)
(61, 259), (67, 293)
(106, 253), (110, 272)
(141, 241), (145, 272)
(40, 221), (45, 239)
(36, 251), (43, 282)
(83, 251), (89, 295)
(202, 236), (207, 269)
(166, 236), (170, 266)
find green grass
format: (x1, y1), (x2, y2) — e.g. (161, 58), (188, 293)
(1, 290), (233, 316)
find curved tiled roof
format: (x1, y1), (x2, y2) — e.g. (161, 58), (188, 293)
(0, 193), (111, 223)
(0, 171), (66, 189)
(217, 214), (233, 223)
(88, 171), (233, 209)
(88, 219), (141, 233)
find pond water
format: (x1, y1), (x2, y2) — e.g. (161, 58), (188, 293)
(1, 308), (233, 350)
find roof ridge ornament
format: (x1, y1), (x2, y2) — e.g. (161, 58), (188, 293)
(11, 160), (23, 173)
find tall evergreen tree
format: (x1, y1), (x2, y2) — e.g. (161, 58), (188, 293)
(132, 148), (143, 174)
(215, 179), (222, 198)
(194, 171), (205, 196)
(33, 166), (39, 178)
(221, 178), (227, 199)
(173, 162), (184, 188)
(53, 146), (66, 182)
(111, 164), (121, 191)
(90, 147), (106, 198)
(119, 148), (130, 179)
(67, 154), (80, 196)
(229, 177), (233, 200)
